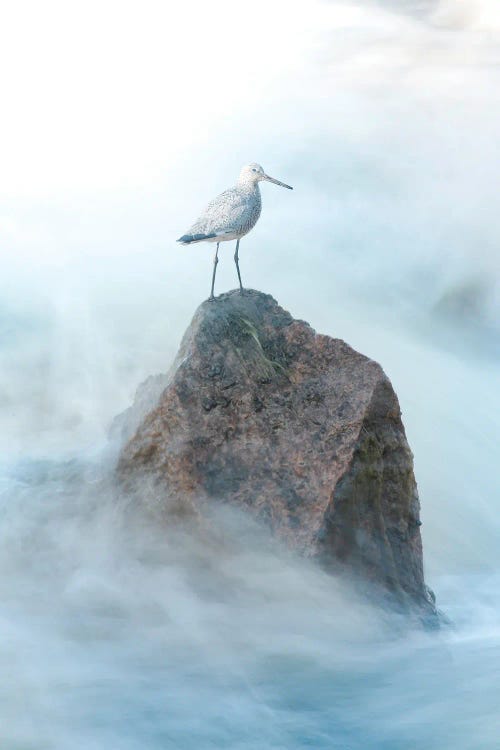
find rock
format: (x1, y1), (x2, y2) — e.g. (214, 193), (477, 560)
(110, 374), (170, 445)
(117, 290), (436, 619)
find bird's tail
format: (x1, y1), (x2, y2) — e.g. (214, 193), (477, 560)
(177, 232), (217, 245)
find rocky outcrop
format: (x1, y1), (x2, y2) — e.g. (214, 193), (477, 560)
(117, 290), (436, 619)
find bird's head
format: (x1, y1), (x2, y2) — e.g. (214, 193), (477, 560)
(238, 163), (293, 190)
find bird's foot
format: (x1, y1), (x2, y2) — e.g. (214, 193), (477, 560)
(208, 294), (217, 302)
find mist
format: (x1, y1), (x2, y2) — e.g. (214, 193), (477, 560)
(1, 0), (500, 747)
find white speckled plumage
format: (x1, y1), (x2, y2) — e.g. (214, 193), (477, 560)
(177, 163), (292, 299)
(180, 176), (261, 243)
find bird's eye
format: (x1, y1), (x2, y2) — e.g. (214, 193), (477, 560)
(252, 168), (257, 172)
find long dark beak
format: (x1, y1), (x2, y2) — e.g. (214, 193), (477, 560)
(264, 173), (293, 190)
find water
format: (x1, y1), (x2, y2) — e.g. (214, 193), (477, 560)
(2, 454), (500, 749)
(1, 0), (500, 747)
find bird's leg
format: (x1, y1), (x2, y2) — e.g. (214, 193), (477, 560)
(234, 239), (244, 294)
(209, 243), (220, 300)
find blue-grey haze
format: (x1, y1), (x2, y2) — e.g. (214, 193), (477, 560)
(1, 1), (499, 747)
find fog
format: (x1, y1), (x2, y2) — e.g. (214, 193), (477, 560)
(1, 0), (500, 747)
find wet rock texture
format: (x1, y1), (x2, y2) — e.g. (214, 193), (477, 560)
(117, 290), (436, 617)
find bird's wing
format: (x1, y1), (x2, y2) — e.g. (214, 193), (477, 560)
(190, 188), (250, 236)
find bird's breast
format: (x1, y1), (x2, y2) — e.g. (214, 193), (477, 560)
(239, 189), (262, 235)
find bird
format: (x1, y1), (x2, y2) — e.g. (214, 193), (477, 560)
(177, 163), (293, 299)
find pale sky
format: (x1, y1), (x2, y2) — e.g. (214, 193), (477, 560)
(0, 0), (328, 197)
(1, 0), (499, 468)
